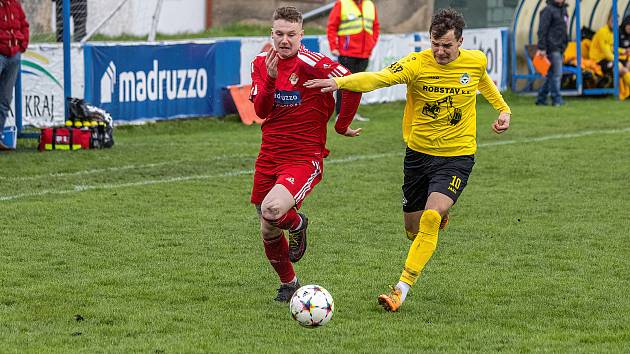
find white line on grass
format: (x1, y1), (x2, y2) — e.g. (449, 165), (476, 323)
(0, 153), (254, 182)
(0, 169), (255, 202)
(477, 127), (630, 147)
(2, 127), (629, 202)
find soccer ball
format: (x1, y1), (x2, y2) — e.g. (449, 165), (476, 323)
(289, 284), (334, 328)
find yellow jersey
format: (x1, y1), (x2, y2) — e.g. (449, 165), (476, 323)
(334, 48), (511, 156)
(589, 26), (628, 63)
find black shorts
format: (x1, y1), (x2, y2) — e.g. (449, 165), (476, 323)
(402, 147), (475, 213)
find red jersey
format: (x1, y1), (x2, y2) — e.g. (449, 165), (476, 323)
(250, 46), (361, 166)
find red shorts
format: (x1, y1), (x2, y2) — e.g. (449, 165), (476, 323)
(251, 159), (323, 208)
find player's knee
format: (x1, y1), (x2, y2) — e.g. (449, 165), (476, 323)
(260, 202), (282, 223)
(419, 209), (441, 248)
(261, 207), (285, 228)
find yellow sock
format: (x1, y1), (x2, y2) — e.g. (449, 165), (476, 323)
(620, 73), (630, 100)
(400, 209), (441, 286)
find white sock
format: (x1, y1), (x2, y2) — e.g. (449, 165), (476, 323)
(283, 276), (298, 286)
(395, 281), (411, 302)
(293, 216), (303, 231)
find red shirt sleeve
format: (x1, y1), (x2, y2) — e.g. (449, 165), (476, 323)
(335, 90), (361, 134)
(326, 2), (342, 52)
(314, 56), (361, 134)
(302, 52), (362, 135)
(249, 56), (275, 119)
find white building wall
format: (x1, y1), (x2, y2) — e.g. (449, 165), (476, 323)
(82, 0), (206, 38)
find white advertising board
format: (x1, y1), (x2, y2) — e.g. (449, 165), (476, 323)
(239, 37), (271, 86)
(9, 44), (84, 128)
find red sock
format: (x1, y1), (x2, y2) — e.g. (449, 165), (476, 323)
(268, 208), (302, 230)
(263, 232), (295, 283)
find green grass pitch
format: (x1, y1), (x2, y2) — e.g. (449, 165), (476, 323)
(1, 93), (629, 352)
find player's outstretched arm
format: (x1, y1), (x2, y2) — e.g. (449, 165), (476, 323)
(492, 112), (511, 134)
(303, 79), (338, 92)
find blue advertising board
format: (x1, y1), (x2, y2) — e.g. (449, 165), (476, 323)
(84, 41), (240, 121)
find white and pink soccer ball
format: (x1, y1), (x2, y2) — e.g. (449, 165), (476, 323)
(289, 284), (334, 328)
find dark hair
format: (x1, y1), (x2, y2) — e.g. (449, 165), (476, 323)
(273, 6), (303, 25)
(430, 8), (465, 40)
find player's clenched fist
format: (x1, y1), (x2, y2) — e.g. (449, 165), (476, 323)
(492, 112), (511, 134)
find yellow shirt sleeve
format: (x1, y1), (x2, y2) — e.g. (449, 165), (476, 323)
(334, 53), (419, 92)
(590, 27), (619, 62)
(478, 71), (511, 114)
(601, 31), (615, 62)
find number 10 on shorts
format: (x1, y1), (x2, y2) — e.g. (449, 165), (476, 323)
(448, 175), (461, 194)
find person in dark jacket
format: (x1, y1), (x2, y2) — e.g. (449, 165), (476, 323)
(535, 0), (568, 106)
(53, 0), (87, 42)
(0, 0), (29, 150)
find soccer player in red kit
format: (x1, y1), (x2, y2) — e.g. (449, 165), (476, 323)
(250, 6), (363, 302)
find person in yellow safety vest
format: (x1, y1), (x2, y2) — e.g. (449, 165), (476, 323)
(327, 0), (380, 121)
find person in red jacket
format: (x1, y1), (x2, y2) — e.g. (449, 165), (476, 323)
(327, 0), (380, 121)
(0, 0), (29, 150)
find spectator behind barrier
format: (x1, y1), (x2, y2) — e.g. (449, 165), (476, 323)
(589, 11), (630, 99)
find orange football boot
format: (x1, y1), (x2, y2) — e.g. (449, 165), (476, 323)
(377, 286), (402, 312)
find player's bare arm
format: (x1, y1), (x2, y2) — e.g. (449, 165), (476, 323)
(492, 112), (511, 134)
(303, 78), (338, 92)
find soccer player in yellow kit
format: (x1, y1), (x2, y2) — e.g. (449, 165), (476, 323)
(305, 8), (511, 312)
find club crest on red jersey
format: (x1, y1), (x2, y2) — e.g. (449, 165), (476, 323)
(289, 73), (299, 86)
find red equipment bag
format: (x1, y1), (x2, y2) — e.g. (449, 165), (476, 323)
(38, 128), (91, 151)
